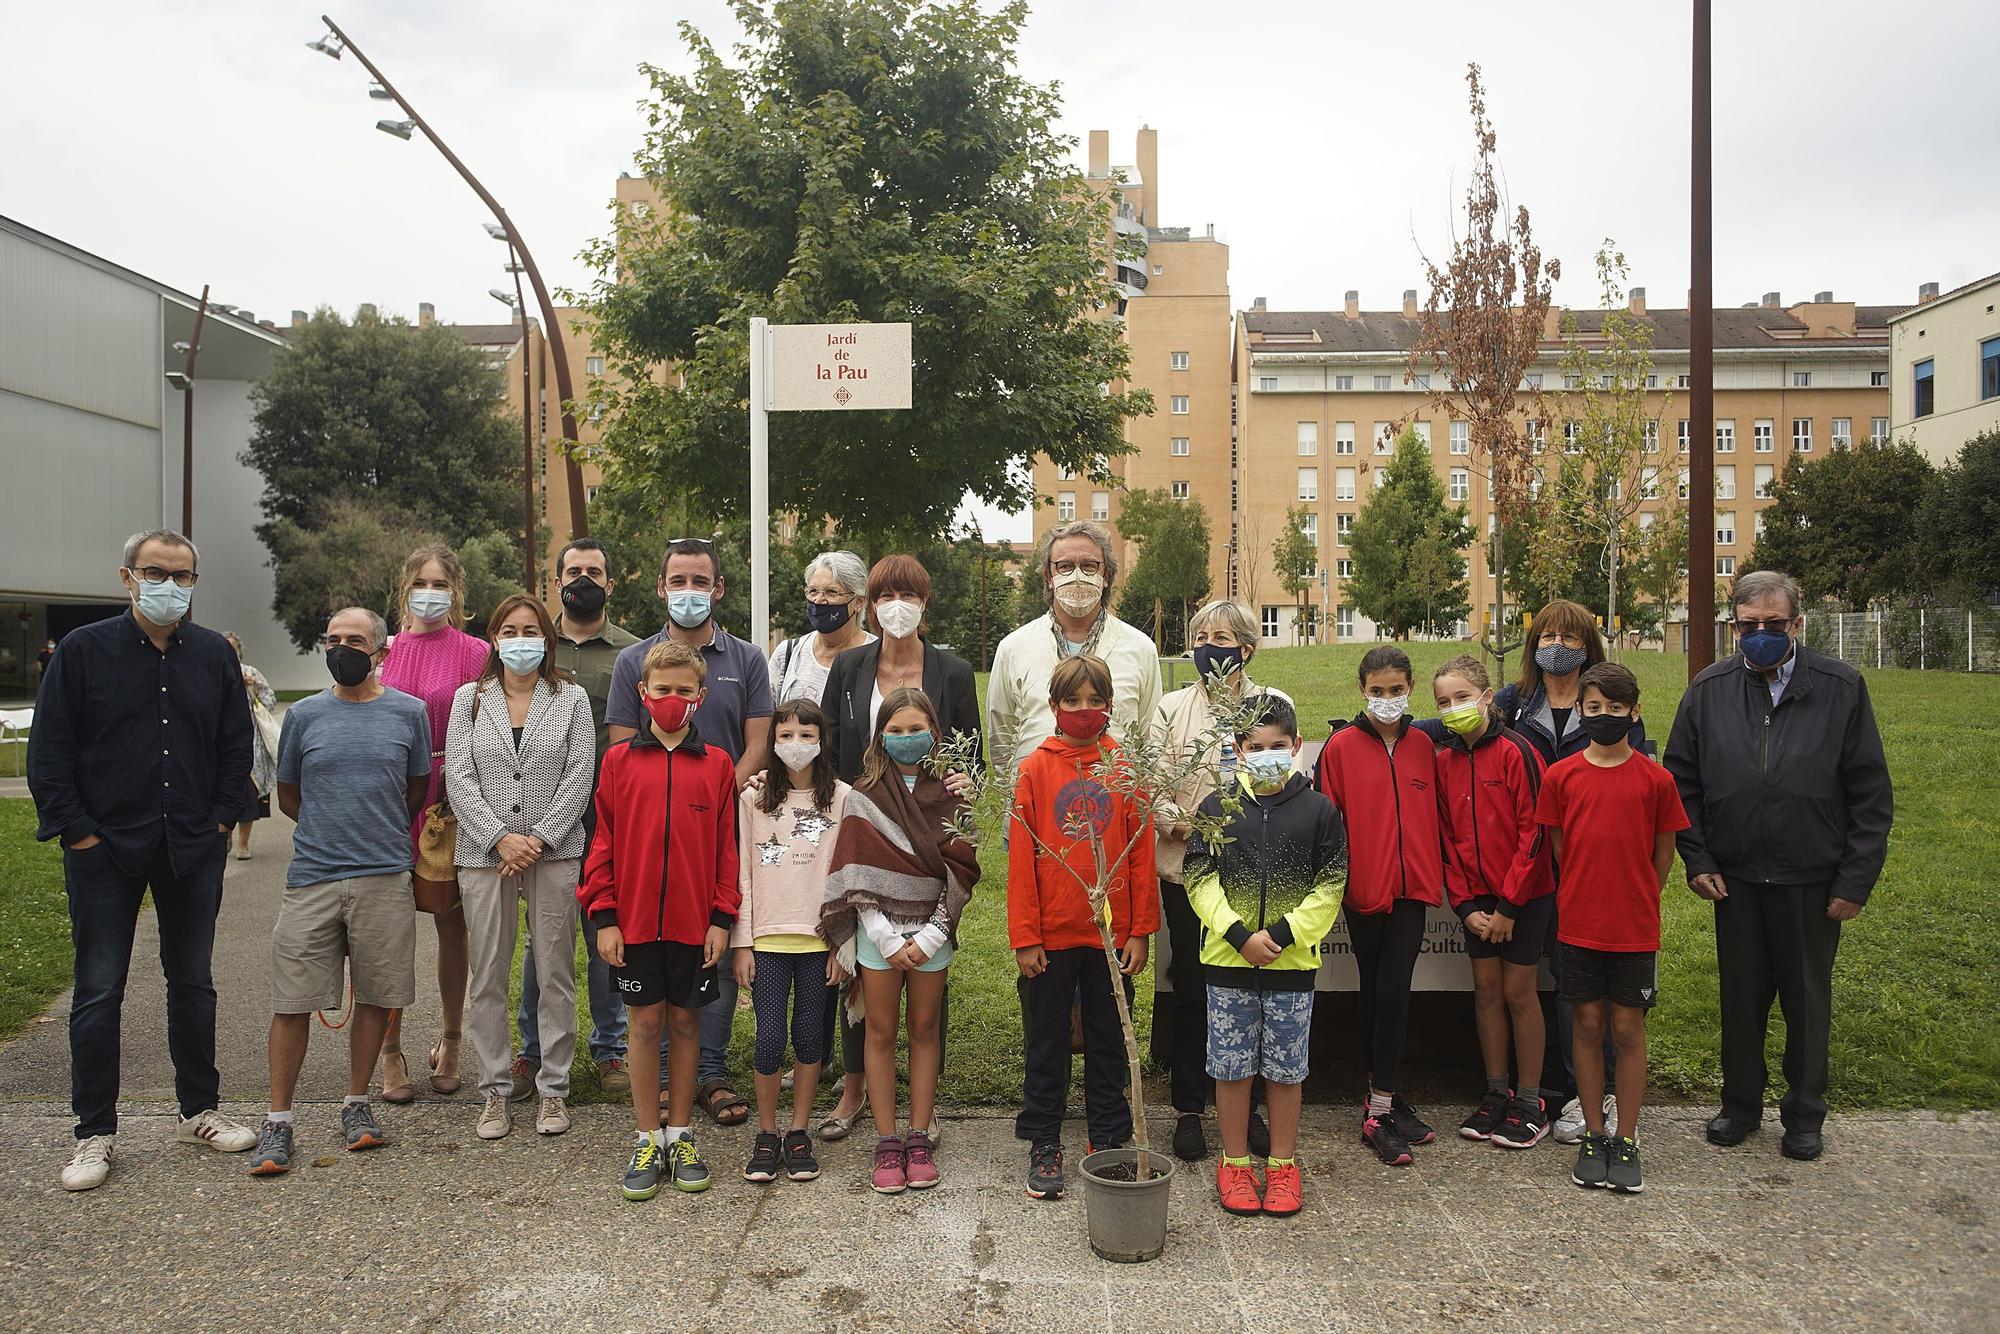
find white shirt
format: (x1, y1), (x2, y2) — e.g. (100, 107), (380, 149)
(986, 612), (1163, 770)
(769, 629), (876, 706)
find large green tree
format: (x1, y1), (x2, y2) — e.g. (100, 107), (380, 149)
(579, 0), (1146, 553)
(1115, 490), (1212, 654)
(1348, 431), (1474, 640)
(1920, 428), (2000, 600)
(1749, 440), (1935, 609)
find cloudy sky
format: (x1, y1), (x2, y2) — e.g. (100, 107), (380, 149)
(8, 1), (1994, 539)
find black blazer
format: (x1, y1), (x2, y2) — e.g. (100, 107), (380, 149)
(819, 640), (983, 782)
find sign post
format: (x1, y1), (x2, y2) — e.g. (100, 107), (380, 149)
(750, 320), (914, 651)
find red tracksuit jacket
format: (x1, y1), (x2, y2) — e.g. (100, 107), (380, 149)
(579, 728), (740, 945)
(1007, 733), (1159, 951)
(1313, 714), (1445, 915)
(1433, 721), (1555, 919)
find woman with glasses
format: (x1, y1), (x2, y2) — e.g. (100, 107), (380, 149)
(769, 551), (874, 706)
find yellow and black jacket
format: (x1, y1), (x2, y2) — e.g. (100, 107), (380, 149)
(1183, 772), (1346, 991)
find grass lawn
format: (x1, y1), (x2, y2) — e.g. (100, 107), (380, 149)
(0, 801), (71, 1039)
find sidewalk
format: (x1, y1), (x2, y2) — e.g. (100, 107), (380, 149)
(0, 822), (1992, 1330)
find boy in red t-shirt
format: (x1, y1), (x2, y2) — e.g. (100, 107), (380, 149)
(1535, 662), (1689, 1195)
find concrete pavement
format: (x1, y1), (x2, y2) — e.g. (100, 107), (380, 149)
(1, 817), (1993, 1331)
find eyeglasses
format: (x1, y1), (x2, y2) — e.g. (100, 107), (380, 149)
(1733, 618), (1794, 635)
(1051, 560), (1103, 578)
(129, 565), (199, 588)
(667, 536), (715, 548)
(321, 634), (376, 651)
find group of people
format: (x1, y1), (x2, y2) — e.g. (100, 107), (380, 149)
(28, 522), (1891, 1215)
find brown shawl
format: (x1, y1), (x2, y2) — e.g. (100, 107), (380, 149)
(819, 770), (980, 953)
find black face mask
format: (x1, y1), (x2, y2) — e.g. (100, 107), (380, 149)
(806, 600), (852, 634)
(325, 644), (375, 688)
(560, 576), (608, 619)
(1579, 712), (1633, 746)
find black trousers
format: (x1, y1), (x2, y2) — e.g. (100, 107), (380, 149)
(1346, 899), (1427, 1094)
(1016, 947), (1134, 1148)
(1158, 877), (1211, 1114)
(1715, 879), (1842, 1132)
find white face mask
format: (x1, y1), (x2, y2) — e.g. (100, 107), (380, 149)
(875, 599), (922, 640)
(407, 588), (453, 624)
(773, 740), (822, 772)
(1365, 694), (1411, 724)
(1052, 570), (1103, 618)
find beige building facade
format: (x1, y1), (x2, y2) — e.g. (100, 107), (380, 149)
(1889, 273), (2000, 463)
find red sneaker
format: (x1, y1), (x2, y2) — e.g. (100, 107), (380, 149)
(1216, 1160), (1263, 1216)
(1262, 1162), (1302, 1216)
(902, 1130), (939, 1189)
(870, 1137), (906, 1195)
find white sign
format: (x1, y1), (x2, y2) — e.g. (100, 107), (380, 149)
(1155, 906), (1553, 993)
(767, 321), (913, 412)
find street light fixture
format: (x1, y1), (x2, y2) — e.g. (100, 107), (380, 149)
(483, 223), (508, 241)
(374, 119), (415, 140)
(488, 289), (519, 308)
(368, 82), (392, 100)
(306, 36), (343, 58)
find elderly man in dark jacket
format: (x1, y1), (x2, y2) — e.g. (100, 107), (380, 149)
(1663, 570), (1892, 1162)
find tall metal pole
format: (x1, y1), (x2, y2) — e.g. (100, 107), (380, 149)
(750, 317), (770, 654)
(510, 249), (536, 594)
(1687, 0), (1716, 675)
(180, 285), (209, 536)
(318, 15), (587, 540)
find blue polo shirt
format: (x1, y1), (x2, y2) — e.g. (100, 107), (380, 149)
(604, 622), (773, 762)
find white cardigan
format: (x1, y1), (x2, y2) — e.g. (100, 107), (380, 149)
(443, 677), (596, 867)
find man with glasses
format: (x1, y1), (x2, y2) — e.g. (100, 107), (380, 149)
(1664, 569), (1892, 1162)
(29, 529), (258, 1190)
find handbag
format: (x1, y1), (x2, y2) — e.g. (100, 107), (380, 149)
(412, 683), (481, 891)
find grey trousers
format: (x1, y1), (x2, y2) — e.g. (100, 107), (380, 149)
(462, 859), (579, 1100)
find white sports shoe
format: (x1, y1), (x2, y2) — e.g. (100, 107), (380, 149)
(535, 1096), (570, 1136)
(1553, 1095), (1617, 1145)
(477, 1095), (512, 1140)
(62, 1135), (115, 1191)
(177, 1109), (258, 1152)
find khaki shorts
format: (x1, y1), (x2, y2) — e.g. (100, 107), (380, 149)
(271, 873), (417, 1013)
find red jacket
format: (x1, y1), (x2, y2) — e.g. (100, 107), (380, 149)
(1313, 714), (1445, 914)
(1007, 734), (1159, 950)
(1434, 722), (1554, 917)
(579, 728), (740, 945)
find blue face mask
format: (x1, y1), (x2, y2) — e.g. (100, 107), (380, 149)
(1740, 628), (1792, 669)
(667, 591), (712, 629)
(882, 730), (933, 765)
(806, 600), (852, 634)
(132, 578), (193, 626)
(1192, 643), (1245, 682)
(407, 588), (453, 624)
(496, 637), (546, 675)
(1243, 747), (1293, 791)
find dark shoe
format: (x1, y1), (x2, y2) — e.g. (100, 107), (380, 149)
(1246, 1110), (1271, 1159)
(1362, 1110), (1413, 1167)
(1607, 1135), (1644, 1193)
(1780, 1129), (1824, 1161)
(248, 1119), (293, 1176)
(743, 1131), (782, 1183)
(781, 1128), (821, 1181)
(622, 1135), (664, 1201)
(1491, 1095), (1550, 1150)
(1391, 1094), (1436, 1145)
(1172, 1113), (1208, 1162)
(340, 1100), (388, 1152)
(667, 1132), (711, 1193)
(1571, 1131), (1610, 1189)
(1460, 1088), (1511, 1141)
(1706, 1111), (1760, 1146)
(1027, 1141), (1065, 1200)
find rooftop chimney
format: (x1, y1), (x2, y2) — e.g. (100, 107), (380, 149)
(234, 309), (254, 323)
(259, 319), (277, 331)
(1344, 290), (1360, 320)
(290, 309), (308, 327)
(1629, 286), (1647, 315)
(1251, 296), (1266, 312)
(1402, 289), (1418, 317)
(1087, 130), (1109, 180)
(418, 302), (436, 327)
(357, 302), (378, 320)
(1918, 281), (1940, 304)
(1204, 223), (1214, 239)
(1761, 291), (1781, 308)
(1814, 290), (1833, 303)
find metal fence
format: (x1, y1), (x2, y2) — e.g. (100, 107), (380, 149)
(1801, 605), (2000, 673)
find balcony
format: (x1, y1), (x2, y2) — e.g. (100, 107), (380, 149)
(1114, 262), (1149, 295)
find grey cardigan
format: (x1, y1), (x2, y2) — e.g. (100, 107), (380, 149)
(443, 677), (596, 867)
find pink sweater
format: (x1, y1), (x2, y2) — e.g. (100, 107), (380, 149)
(380, 624), (490, 849)
(731, 781), (850, 947)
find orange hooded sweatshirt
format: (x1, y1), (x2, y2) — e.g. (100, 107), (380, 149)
(1007, 733), (1159, 951)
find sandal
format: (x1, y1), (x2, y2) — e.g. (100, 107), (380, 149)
(428, 1031), (463, 1095)
(816, 1091), (868, 1141)
(379, 1011), (415, 1104)
(697, 1078), (750, 1127)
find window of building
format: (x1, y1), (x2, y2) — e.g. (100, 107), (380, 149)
(1261, 606), (1279, 640)
(1870, 370), (1889, 388)
(1170, 395), (1190, 415)
(1716, 510), (1736, 545)
(1336, 605), (1355, 639)
(1373, 423), (1394, 454)
(1335, 513), (1354, 546)
(1830, 418), (1850, 450)
(1450, 420), (1470, 455)
(1792, 418), (1812, 453)
(1641, 466), (1659, 499)
(1449, 468), (1469, 501)
(1090, 492), (1109, 522)
(1057, 491), (1076, 520)
(1983, 336), (2000, 400)
(1297, 468), (1319, 502)
(1753, 419), (1773, 453)
(1335, 422), (1356, 454)
(1413, 374), (1430, 391)
(1718, 555), (1736, 576)
(1717, 464), (1736, 499)
(1258, 376), (1277, 392)
(1562, 374), (1583, 390)
(1754, 463), (1775, 498)
(1170, 480), (1189, 501)
(1297, 422), (1319, 455)
(1792, 370), (1813, 388)
(1374, 468), (1390, 490)
(1528, 420), (1546, 453)
(1171, 436), (1190, 456)
(1642, 420), (1659, 453)
(1412, 421), (1432, 446)
(1677, 373), (1692, 389)
(1152, 264), (1164, 276)
(585, 355), (605, 376)
(1870, 416), (1890, 444)
(1170, 351), (1189, 371)
(1716, 419), (1736, 453)
(1336, 558), (1354, 579)
(1300, 513), (1318, 546)
(1524, 372), (1544, 390)
(1335, 467), (1356, 501)
(1677, 467), (1690, 499)
(1677, 419), (1690, 453)
(1057, 462), (1076, 480)
(1645, 374), (1659, 389)
(1373, 374), (1394, 391)
(1334, 375), (1354, 391)
(1914, 359), (1935, 417)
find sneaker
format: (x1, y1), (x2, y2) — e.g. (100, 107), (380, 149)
(872, 1136), (908, 1195)
(248, 1119), (293, 1176)
(1246, 1109), (1271, 1159)
(1491, 1095), (1550, 1150)
(1606, 1136), (1644, 1193)
(667, 1131), (711, 1193)
(176, 1109), (257, 1152)
(1026, 1141), (1065, 1200)
(535, 1096), (570, 1136)
(595, 1058), (631, 1096)
(1460, 1088), (1512, 1141)
(476, 1094), (512, 1141)
(1172, 1112), (1208, 1161)
(781, 1128), (820, 1181)
(744, 1131), (783, 1183)
(1390, 1094), (1436, 1145)
(61, 1135), (114, 1191)
(622, 1134), (664, 1201)
(1571, 1131), (1610, 1189)
(1554, 1094), (1616, 1145)
(903, 1130), (939, 1189)
(1362, 1109), (1413, 1167)
(1216, 1159), (1263, 1215)
(508, 1056), (539, 1102)
(1262, 1161), (1303, 1217)
(341, 1100), (388, 1152)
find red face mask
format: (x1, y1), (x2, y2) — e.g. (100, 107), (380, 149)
(644, 693), (698, 734)
(1056, 707), (1109, 740)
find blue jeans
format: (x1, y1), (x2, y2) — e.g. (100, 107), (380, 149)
(661, 971), (738, 1089)
(66, 837), (225, 1137)
(519, 904), (626, 1066)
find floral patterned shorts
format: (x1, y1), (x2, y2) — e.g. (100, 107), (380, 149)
(1205, 984), (1314, 1085)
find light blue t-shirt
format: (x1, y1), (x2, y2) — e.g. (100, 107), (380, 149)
(276, 688), (431, 888)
